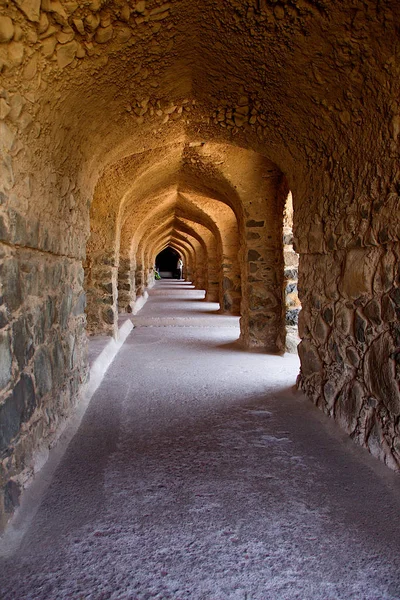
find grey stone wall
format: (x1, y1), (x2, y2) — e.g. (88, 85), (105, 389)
(0, 243), (88, 529)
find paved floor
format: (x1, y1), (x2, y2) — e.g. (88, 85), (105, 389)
(1, 281), (400, 599)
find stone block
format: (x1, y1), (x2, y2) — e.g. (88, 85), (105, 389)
(0, 330), (12, 390)
(0, 17), (14, 43)
(52, 337), (65, 387)
(340, 248), (379, 299)
(1, 259), (22, 312)
(0, 310), (8, 329)
(0, 388), (23, 454)
(381, 294), (396, 322)
(73, 291), (86, 316)
(12, 316), (34, 370)
(29, 307), (45, 346)
(15, 372), (36, 422)
(354, 311), (367, 344)
(102, 307), (115, 324)
(363, 299), (381, 326)
(334, 381), (365, 434)
(44, 296), (56, 329)
(298, 340), (322, 377)
(364, 331), (400, 416)
(335, 303), (353, 336)
(59, 286), (73, 329)
(34, 347), (53, 398)
(12, 0), (40, 21)
(247, 250), (261, 261)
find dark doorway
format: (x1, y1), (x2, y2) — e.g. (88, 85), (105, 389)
(156, 247), (180, 278)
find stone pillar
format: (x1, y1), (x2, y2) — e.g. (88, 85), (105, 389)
(117, 257), (133, 314)
(240, 219), (285, 352)
(220, 259), (241, 315)
(135, 264), (145, 298)
(84, 252), (118, 337)
(205, 258), (219, 303)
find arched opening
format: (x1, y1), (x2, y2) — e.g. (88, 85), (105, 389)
(156, 247), (181, 279)
(284, 191), (301, 353)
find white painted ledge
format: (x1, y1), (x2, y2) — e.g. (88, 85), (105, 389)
(132, 290), (149, 315)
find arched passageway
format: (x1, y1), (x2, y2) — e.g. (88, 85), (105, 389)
(0, 0), (400, 584)
(156, 247), (180, 278)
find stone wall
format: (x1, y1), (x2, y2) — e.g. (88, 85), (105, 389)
(296, 131), (400, 469)
(0, 244), (87, 529)
(298, 243), (400, 470)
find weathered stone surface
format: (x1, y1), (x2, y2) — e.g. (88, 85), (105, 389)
(334, 381), (364, 434)
(298, 340), (322, 377)
(95, 26), (113, 44)
(0, 331), (12, 390)
(34, 347), (53, 398)
(56, 41), (78, 68)
(12, 316), (33, 370)
(364, 332), (400, 416)
(363, 299), (381, 326)
(14, 373), (36, 422)
(0, 375), (34, 454)
(12, 0), (41, 21)
(248, 250), (261, 261)
(340, 249), (379, 300)
(354, 311), (368, 344)
(0, 17), (14, 43)
(73, 291), (86, 315)
(60, 286), (73, 329)
(102, 307), (115, 324)
(85, 13), (100, 31)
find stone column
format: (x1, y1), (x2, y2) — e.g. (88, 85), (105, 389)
(135, 263), (145, 299)
(117, 257), (133, 314)
(205, 255), (219, 303)
(85, 251), (118, 337)
(240, 215), (285, 353)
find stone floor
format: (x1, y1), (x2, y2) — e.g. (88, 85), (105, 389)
(1, 280), (400, 599)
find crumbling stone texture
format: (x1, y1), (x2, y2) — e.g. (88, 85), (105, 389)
(298, 242), (400, 470)
(0, 245), (88, 529)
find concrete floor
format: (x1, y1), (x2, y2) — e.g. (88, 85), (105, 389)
(1, 280), (400, 599)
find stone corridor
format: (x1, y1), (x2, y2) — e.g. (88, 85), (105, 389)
(1, 281), (400, 599)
